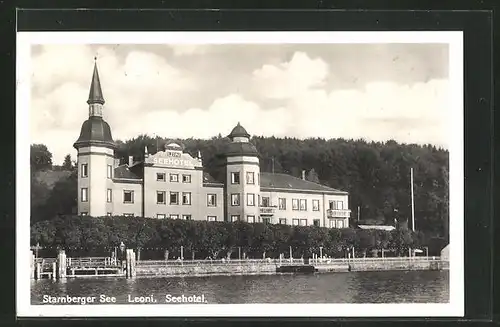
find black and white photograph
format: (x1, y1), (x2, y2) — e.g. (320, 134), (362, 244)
(17, 31), (464, 317)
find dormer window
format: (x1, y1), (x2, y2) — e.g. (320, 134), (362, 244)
(231, 172), (240, 184)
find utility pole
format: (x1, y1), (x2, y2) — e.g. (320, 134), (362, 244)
(411, 167), (415, 232)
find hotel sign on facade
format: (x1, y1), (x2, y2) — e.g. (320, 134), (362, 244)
(145, 149), (202, 169)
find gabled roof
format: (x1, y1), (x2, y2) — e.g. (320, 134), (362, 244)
(260, 172), (347, 194)
(114, 165), (142, 180)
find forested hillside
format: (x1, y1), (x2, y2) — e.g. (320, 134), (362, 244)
(30, 135), (449, 241)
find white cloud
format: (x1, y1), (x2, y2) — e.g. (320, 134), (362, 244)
(170, 44), (211, 56)
(252, 52), (329, 99)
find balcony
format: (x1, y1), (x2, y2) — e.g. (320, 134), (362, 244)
(327, 209), (351, 218)
(259, 206), (276, 215)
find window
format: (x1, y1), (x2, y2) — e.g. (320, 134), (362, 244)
(123, 190), (134, 203)
(106, 189), (112, 203)
(247, 193), (255, 206)
(329, 220), (336, 228)
(262, 217), (271, 224)
(80, 212), (88, 216)
(292, 199), (299, 210)
(312, 200), (320, 211)
(300, 219), (307, 226)
(292, 218), (300, 226)
(182, 174), (191, 183)
(107, 165), (113, 179)
(231, 172), (240, 184)
(338, 220), (344, 228)
(279, 218), (287, 224)
(157, 173), (166, 181)
(81, 164), (88, 178)
(337, 201), (344, 210)
(278, 198), (286, 210)
(207, 216), (217, 222)
(170, 192), (179, 205)
(262, 197), (270, 207)
(329, 201), (336, 210)
(107, 212), (112, 217)
(157, 191), (166, 204)
(81, 188), (88, 202)
(231, 193), (240, 206)
(247, 215), (255, 223)
(182, 215), (192, 220)
(246, 172), (255, 184)
(170, 214), (179, 220)
(124, 213), (134, 217)
(313, 219), (320, 227)
(170, 173), (179, 182)
(231, 215), (240, 222)
(182, 192), (191, 205)
(157, 214), (166, 219)
(207, 194), (217, 207)
(299, 199), (307, 211)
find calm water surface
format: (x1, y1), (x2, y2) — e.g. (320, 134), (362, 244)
(32, 270), (449, 304)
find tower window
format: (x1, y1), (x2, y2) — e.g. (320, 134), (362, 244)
(182, 174), (191, 183)
(157, 191), (166, 204)
(123, 190), (134, 203)
(81, 164), (88, 178)
(312, 200), (320, 211)
(170, 173), (179, 182)
(107, 189), (112, 203)
(170, 192), (179, 205)
(247, 193), (255, 206)
(231, 193), (240, 206)
(81, 188), (88, 202)
(278, 198), (286, 210)
(157, 173), (166, 181)
(231, 172), (240, 184)
(107, 165), (113, 179)
(207, 194), (217, 207)
(246, 172), (255, 184)
(182, 192), (191, 205)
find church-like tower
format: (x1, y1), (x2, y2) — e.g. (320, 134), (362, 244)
(73, 59), (116, 217)
(224, 123), (261, 222)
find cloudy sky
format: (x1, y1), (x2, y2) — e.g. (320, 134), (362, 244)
(30, 43), (449, 165)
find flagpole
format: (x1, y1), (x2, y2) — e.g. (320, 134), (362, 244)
(411, 167), (415, 232)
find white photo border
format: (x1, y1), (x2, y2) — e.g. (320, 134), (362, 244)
(16, 31), (464, 317)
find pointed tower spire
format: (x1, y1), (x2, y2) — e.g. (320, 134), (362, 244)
(88, 58), (105, 105)
(87, 58), (105, 117)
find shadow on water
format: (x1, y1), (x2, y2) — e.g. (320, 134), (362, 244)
(31, 270), (449, 304)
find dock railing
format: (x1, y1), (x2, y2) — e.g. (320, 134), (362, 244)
(67, 256), (118, 268)
(310, 256), (446, 265)
(136, 258), (305, 267)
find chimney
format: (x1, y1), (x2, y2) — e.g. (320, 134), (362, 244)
(301, 170), (306, 180)
(128, 156), (133, 167)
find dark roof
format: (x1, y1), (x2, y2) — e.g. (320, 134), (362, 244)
(260, 172), (347, 194)
(114, 165), (142, 180)
(87, 61), (105, 105)
(228, 122), (250, 139)
(73, 117), (116, 149)
(224, 142), (259, 157)
(203, 172), (217, 183)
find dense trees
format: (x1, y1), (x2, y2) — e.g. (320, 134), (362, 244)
(30, 216), (447, 258)
(30, 134), (449, 254)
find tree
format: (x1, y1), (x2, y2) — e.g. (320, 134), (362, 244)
(30, 144), (53, 172)
(62, 154), (73, 170)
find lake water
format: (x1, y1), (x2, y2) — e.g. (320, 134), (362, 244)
(31, 270), (449, 304)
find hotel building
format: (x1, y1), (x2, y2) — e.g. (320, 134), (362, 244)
(74, 61), (351, 228)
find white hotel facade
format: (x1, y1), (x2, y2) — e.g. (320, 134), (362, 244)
(74, 62), (351, 228)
